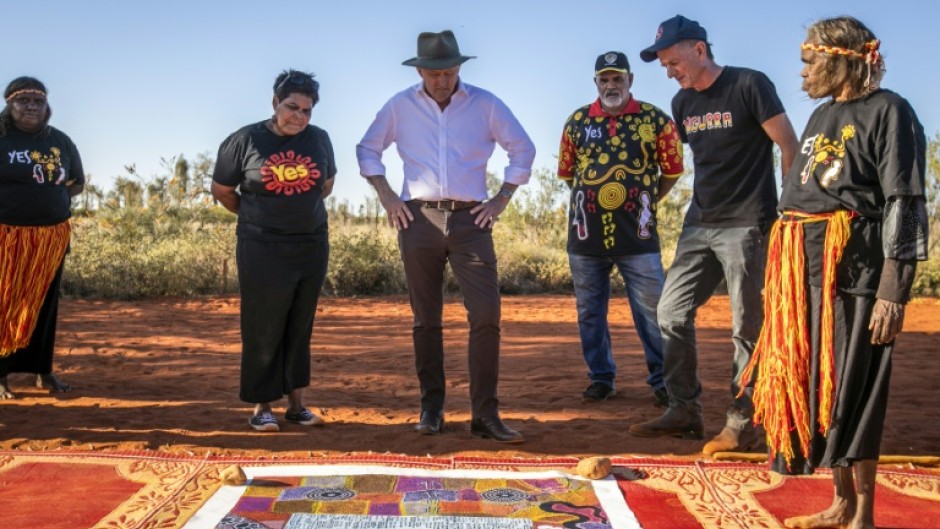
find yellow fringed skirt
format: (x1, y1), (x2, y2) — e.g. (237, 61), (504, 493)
(0, 221), (71, 357)
(741, 210), (853, 467)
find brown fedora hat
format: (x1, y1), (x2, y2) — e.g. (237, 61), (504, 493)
(402, 30), (475, 69)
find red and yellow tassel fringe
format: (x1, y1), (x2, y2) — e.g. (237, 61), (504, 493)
(0, 222), (71, 357)
(741, 210), (853, 467)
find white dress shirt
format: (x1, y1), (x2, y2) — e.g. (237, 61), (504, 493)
(356, 80), (535, 201)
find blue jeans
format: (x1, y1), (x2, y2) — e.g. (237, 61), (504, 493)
(569, 252), (666, 391)
(657, 225), (766, 429)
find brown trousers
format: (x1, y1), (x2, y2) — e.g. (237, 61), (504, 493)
(399, 202), (501, 419)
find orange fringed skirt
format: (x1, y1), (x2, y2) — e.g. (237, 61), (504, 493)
(0, 221), (71, 357)
(741, 210), (853, 468)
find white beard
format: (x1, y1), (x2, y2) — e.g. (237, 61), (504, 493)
(602, 93), (624, 109)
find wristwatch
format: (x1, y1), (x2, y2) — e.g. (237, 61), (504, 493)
(497, 187), (514, 199)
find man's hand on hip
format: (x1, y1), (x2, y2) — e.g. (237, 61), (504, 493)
(471, 197), (508, 228)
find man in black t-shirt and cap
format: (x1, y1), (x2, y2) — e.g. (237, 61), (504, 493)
(628, 15), (799, 456)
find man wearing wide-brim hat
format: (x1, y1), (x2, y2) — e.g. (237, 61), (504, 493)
(357, 30), (535, 444)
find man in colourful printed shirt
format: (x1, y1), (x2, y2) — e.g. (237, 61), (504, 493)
(558, 51), (683, 408)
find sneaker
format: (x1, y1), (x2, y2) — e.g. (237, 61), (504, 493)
(582, 382), (616, 402)
(249, 411), (280, 432)
(285, 408), (325, 426)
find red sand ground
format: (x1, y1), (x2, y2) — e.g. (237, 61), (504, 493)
(0, 295), (937, 459)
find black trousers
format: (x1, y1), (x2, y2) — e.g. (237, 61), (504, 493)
(0, 261), (64, 377)
(236, 236), (329, 403)
(399, 203), (501, 419)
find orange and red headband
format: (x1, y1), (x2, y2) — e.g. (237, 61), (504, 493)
(801, 39), (881, 65)
(4, 88), (47, 102)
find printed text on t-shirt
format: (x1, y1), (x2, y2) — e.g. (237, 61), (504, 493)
(260, 150), (321, 195)
(682, 112), (733, 135)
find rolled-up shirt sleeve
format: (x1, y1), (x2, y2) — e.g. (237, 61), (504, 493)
(657, 118), (684, 178)
(557, 126), (576, 182)
(356, 100), (396, 178)
(490, 98), (535, 186)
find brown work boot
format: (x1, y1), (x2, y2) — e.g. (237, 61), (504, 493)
(629, 407), (704, 440)
(702, 424), (761, 456)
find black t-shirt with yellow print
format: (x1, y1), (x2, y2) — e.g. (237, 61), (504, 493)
(213, 121), (336, 241)
(779, 89), (925, 296)
(0, 125), (84, 226)
(558, 98), (683, 256)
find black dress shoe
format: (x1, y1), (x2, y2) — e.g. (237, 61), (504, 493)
(415, 410), (444, 435)
(470, 416), (525, 444)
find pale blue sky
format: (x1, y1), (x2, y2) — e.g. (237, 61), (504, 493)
(6, 0), (936, 208)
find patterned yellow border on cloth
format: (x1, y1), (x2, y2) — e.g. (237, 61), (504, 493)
(2, 451), (938, 529)
(0, 451), (220, 529)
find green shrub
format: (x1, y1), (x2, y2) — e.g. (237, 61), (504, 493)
(324, 226), (405, 296)
(912, 259), (940, 298)
(60, 160), (940, 299)
(63, 209), (237, 299)
(493, 225), (570, 293)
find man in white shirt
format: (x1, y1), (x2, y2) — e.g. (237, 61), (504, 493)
(357, 30), (535, 444)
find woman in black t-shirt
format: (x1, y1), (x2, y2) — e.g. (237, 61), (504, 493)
(212, 70), (336, 432)
(743, 18), (928, 529)
(0, 76), (84, 399)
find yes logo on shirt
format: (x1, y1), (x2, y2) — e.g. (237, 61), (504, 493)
(260, 150), (321, 195)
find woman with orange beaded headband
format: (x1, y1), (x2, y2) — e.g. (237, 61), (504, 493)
(1, 76), (84, 399)
(800, 17), (886, 99)
(0, 82), (52, 137)
(743, 16), (928, 529)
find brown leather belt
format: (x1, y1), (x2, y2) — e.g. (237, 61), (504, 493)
(410, 199), (481, 211)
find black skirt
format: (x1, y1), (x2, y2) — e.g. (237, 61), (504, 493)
(0, 261), (64, 377)
(773, 285), (892, 475)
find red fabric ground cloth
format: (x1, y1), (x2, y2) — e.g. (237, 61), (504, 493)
(0, 461), (144, 528)
(2, 451), (938, 529)
(611, 458), (940, 529)
(755, 468), (940, 529)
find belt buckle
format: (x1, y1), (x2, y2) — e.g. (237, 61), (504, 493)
(426, 199), (455, 211)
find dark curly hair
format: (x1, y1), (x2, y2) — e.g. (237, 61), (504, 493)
(273, 69), (319, 106)
(1, 76), (52, 137)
